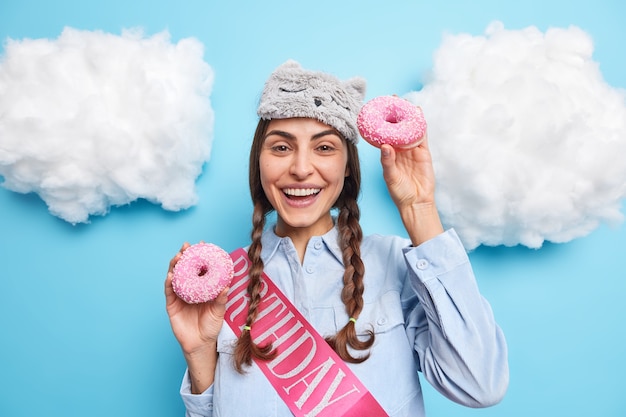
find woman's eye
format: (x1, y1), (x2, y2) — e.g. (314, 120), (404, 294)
(317, 144), (335, 152)
(272, 145), (289, 152)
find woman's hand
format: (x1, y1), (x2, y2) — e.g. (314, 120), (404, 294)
(165, 243), (229, 393)
(379, 131), (436, 208)
(379, 131), (444, 245)
(165, 242), (229, 354)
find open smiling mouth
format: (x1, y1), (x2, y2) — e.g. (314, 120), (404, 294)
(283, 188), (321, 199)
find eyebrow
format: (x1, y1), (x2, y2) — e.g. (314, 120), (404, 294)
(264, 129), (341, 141)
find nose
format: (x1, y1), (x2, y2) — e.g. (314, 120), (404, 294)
(289, 149), (314, 179)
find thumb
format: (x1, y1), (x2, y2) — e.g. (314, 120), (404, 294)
(213, 287), (230, 306)
(380, 144), (396, 178)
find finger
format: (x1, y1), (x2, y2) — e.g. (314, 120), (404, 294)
(164, 272), (176, 303)
(214, 287), (230, 305)
(418, 130), (430, 149)
(380, 144), (396, 173)
(168, 242), (190, 271)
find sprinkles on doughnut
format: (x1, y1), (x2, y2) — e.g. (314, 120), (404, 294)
(357, 95), (427, 149)
(172, 243), (234, 304)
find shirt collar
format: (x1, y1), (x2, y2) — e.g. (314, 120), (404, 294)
(260, 221), (345, 266)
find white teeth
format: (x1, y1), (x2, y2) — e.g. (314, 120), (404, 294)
(284, 188), (320, 197)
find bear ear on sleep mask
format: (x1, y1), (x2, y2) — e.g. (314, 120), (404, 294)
(257, 59), (366, 144)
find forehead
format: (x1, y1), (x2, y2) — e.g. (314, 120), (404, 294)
(266, 117), (334, 133)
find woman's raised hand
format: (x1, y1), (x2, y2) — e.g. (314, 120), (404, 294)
(165, 243), (229, 355)
(379, 132), (444, 246)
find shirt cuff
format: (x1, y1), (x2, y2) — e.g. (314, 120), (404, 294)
(402, 228), (469, 284)
(180, 369), (214, 417)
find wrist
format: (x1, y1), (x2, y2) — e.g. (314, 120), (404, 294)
(184, 340), (218, 394)
(398, 202), (444, 246)
(183, 338), (217, 357)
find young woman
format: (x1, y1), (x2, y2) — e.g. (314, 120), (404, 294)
(165, 60), (509, 417)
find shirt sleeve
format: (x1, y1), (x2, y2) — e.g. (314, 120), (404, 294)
(402, 229), (509, 408)
(179, 369), (214, 417)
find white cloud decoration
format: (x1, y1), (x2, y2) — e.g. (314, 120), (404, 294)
(405, 21), (626, 250)
(0, 27), (214, 224)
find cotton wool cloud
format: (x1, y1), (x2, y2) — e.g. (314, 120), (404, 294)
(405, 21), (626, 250)
(0, 27), (214, 224)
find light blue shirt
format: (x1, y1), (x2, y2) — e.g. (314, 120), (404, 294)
(180, 227), (509, 416)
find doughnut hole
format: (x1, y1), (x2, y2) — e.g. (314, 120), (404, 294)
(385, 109), (401, 124)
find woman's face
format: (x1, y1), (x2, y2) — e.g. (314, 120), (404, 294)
(260, 117), (349, 237)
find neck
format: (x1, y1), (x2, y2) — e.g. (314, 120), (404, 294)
(275, 215), (334, 263)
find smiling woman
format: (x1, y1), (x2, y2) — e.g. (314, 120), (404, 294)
(164, 60), (509, 417)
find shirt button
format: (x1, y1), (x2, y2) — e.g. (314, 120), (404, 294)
(377, 317), (387, 326)
(306, 266), (314, 274)
(417, 259), (429, 270)
(314, 241), (322, 250)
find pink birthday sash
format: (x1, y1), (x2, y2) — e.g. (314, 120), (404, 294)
(226, 248), (389, 417)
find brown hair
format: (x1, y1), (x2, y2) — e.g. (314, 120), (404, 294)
(232, 118), (374, 373)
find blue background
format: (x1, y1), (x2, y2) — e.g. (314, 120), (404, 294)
(1, 1), (625, 416)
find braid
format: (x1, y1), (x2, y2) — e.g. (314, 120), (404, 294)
(232, 201), (277, 374)
(326, 201), (375, 362)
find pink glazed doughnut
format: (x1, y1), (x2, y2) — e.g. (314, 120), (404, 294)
(357, 96), (427, 149)
(172, 243), (234, 304)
